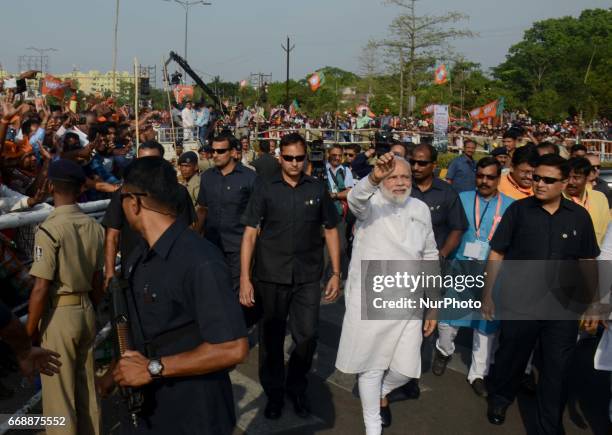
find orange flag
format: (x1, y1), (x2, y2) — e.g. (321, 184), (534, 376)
(434, 64), (448, 85)
(42, 74), (68, 100)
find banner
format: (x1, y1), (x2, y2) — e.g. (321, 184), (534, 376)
(434, 64), (448, 85)
(41, 74), (69, 100)
(469, 98), (505, 120)
(308, 71), (325, 92)
(173, 85), (194, 104)
(289, 99), (300, 117)
(433, 105), (449, 136)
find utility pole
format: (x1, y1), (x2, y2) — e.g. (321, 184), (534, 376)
(399, 49), (404, 118)
(163, 0), (211, 79)
(112, 0), (120, 95)
(27, 47), (58, 75)
(281, 36), (295, 107)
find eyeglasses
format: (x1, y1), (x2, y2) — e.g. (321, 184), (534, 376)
(211, 148), (230, 155)
(409, 159), (432, 167)
(344, 153), (355, 157)
(282, 154), (306, 162)
(476, 174), (499, 181)
(119, 192), (148, 201)
(532, 174), (565, 184)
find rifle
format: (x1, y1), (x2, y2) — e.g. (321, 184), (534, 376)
(108, 277), (145, 427)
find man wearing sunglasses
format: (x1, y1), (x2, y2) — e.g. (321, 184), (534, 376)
(433, 157), (514, 398)
(586, 153), (612, 208)
(483, 154), (600, 432)
(240, 133), (341, 420)
(111, 157), (248, 434)
(195, 133), (256, 303)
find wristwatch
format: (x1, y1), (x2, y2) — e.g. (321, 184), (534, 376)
(147, 358), (164, 379)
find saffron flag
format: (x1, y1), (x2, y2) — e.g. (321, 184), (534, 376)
(42, 74), (69, 100)
(469, 98), (505, 120)
(308, 71), (325, 92)
(239, 79), (248, 88)
(173, 85), (194, 104)
(289, 99), (300, 117)
(434, 64), (448, 85)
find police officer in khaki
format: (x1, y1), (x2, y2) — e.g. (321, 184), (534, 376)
(26, 159), (105, 435)
(178, 151), (200, 206)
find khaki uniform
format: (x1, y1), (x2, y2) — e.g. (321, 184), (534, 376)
(185, 174), (201, 207)
(198, 158), (215, 173)
(30, 204), (105, 435)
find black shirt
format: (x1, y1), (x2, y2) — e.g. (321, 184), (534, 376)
(490, 196), (600, 260)
(124, 220), (246, 434)
(251, 153), (280, 182)
(196, 163), (257, 253)
(241, 172), (339, 284)
(0, 301), (11, 329)
(102, 186), (197, 276)
(411, 177), (468, 250)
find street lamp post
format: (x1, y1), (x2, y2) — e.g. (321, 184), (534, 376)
(26, 47), (58, 75)
(163, 0), (211, 66)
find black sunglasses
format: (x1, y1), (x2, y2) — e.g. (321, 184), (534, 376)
(282, 155), (306, 162)
(409, 159), (432, 167)
(476, 174), (499, 181)
(532, 174), (565, 184)
(212, 148), (230, 155)
(591, 165), (601, 171)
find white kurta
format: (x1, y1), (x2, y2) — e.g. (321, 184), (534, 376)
(335, 176), (438, 378)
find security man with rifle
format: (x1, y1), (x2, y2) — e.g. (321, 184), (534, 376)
(103, 157), (248, 434)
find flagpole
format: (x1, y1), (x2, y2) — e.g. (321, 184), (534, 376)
(161, 56), (176, 145)
(134, 58), (140, 152)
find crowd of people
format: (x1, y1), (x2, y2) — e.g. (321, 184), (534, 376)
(0, 78), (611, 435)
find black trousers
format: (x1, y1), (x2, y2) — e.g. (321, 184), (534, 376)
(487, 320), (578, 435)
(256, 280), (321, 402)
(223, 251), (260, 329)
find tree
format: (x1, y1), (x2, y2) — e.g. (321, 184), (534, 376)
(359, 40), (380, 102)
(381, 0), (474, 116)
(494, 8), (612, 121)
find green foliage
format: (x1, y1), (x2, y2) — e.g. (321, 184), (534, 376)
(493, 8), (612, 121)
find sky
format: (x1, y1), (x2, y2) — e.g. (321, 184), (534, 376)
(0, 0), (607, 83)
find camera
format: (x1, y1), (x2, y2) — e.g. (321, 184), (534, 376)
(308, 139), (327, 180)
(374, 130), (392, 157)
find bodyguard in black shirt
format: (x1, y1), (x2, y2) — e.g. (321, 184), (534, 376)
(482, 154), (600, 434)
(240, 133), (341, 420)
(103, 141), (196, 286)
(195, 133), (256, 292)
(108, 157), (248, 435)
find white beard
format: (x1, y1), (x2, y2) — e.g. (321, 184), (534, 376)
(380, 184), (412, 205)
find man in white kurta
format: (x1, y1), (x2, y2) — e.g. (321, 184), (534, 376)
(335, 153), (439, 435)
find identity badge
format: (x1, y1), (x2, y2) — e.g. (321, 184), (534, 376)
(463, 240), (489, 260)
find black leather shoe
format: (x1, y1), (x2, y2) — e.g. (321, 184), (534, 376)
(264, 400), (283, 420)
(380, 405), (392, 428)
(470, 378), (488, 398)
(487, 402), (507, 425)
(432, 348), (451, 376)
(400, 378), (420, 399)
(288, 394), (311, 418)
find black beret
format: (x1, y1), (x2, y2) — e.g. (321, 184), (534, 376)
(491, 147), (509, 157)
(178, 151), (198, 165)
(48, 159), (86, 185)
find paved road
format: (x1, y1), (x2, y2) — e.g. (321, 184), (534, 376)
(3, 296), (610, 435)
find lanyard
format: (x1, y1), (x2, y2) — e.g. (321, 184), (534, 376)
(474, 193), (503, 241)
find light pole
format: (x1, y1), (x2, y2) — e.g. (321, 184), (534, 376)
(26, 47), (58, 75)
(112, 0), (120, 95)
(163, 0), (211, 66)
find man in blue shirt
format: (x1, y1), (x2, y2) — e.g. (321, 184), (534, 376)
(446, 139), (477, 193)
(432, 157), (514, 398)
